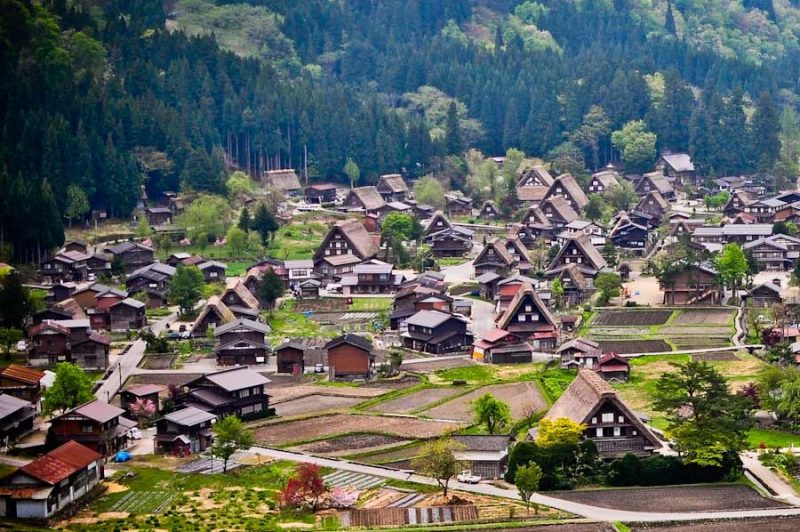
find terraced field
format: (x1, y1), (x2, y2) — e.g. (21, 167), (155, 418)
(421, 382), (546, 422)
(369, 388), (463, 414)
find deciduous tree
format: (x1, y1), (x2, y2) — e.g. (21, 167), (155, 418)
(42, 362), (94, 415)
(515, 462), (542, 514)
(715, 243), (748, 301)
(472, 393), (512, 434)
(258, 268), (285, 310)
(168, 265), (204, 316)
(413, 175), (446, 209)
(412, 438), (465, 497)
(64, 184), (89, 227)
(211, 415), (253, 473)
(0, 327), (22, 359)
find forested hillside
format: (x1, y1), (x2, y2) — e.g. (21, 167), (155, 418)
(2, 0), (800, 262)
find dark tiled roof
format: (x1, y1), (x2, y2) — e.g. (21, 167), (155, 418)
(325, 333), (373, 352)
(452, 435), (512, 452)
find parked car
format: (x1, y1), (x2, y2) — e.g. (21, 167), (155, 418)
(128, 428), (142, 440)
(314, 363), (325, 373)
(457, 470), (481, 484)
(15, 340), (28, 352)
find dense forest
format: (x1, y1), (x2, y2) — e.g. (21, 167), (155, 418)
(2, 0), (800, 262)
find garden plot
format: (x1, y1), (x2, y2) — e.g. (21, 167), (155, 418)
(401, 357), (475, 372)
(292, 434), (409, 455)
(596, 340), (670, 354)
(421, 382), (546, 422)
(110, 491), (174, 514)
(693, 352), (740, 361)
(370, 388), (463, 414)
(672, 308), (736, 326)
(634, 517), (800, 532)
(323, 471), (385, 489)
(273, 395), (365, 417)
(176, 457), (243, 474)
(356, 442), (424, 465)
(592, 310), (673, 326)
(253, 414), (463, 446)
(550, 484), (785, 512)
(268, 385), (389, 404)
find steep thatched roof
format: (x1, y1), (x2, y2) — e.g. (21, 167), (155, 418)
(545, 173), (589, 210)
(497, 282), (556, 330)
(377, 174), (408, 193)
(347, 186), (386, 211)
(192, 296), (234, 335)
(263, 169), (302, 192)
(223, 278), (261, 310)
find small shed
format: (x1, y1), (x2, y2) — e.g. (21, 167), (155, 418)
(594, 353), (630, 382)
(299, 279), (321, 300)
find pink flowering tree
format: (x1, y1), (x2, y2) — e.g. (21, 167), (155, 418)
(129, 397), (157, 427)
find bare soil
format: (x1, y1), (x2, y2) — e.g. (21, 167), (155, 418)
(253, 414), (463, 445)
(273, 395), (364, 417)
(139, 355), (175, 370)
(268, 385), (388, 404)
(370, 388), (461, 414)
(596, 340), (670, 354)
(358, 443), (423, 464)
(293, 433), (407, 453)
(401, 357), (476, 373)
(593, 310), (673, 326)
(633, 516), (800, 531)
(550, 485), (786, 512)
(421, 382), (546, 422)
(672, 309), (735, 326)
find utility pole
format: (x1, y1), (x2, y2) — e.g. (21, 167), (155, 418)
(304, 144), (308, 185)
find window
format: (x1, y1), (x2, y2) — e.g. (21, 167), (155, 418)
(591, 417), (597, 424)
(518, 315), (526, 322)
(613, 427), (621, 437)
(595, 428), (603, 437)
(525, 305), (532, 312)
(82, 424), (94, 433)
(618, 415), (624, 423)
(240, 388), (250, 398)
(601, 413), (614, 423)
(531, 314), (539, 321)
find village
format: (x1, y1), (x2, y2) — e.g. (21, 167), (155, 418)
(2, 153), (800, 531)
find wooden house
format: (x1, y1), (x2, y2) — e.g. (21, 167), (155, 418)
(71, 332), (110, 371)
(656, 153), (695, 184)
(191, 296), (235, 337)
(376, 174), (409, 202)
(71, 284), (127, 309)
(305, 183), (337, 204)
(45, 282), (76, 305)
(197, 261), (227, 283)
(104, 242), (154, 274)
(0, 365), (44, 410)
(0, 394), (36, 443)
(594, 353), (630, 382)
(313, 219), (379, 280)
(557, 338), (602, 369)
(742, 237), (791, 271)
(588, 167), (620, 194)
(473, 329), (534, 364)
(120, 384), (162, 419)
(495, 282), (558, 351)
(178, 367), (271, 419)
(452, 435), (513, 479)
(539, 196), (580, 228)
(325, 334), (375, 380)
(473, 239), (516, 277)
(125, 263), (176, 307)
(221, 278), (260, 311)
(635, 172), (675, 201)
(49, 400), (136, 455)
(479, 200), (499, 219)
(274, 338), (327, 374)
(609, 219), (651, 255)
(477, 272), (502, 300)
(747, 282), (784, 307)
(298, 279), (322, 299)
(0, 441), (103, 519)
(424, 211), (452, 237)
(402, 310), (472, 354)
(28, 321), (70, 367)
(445, 194), (472, 216)
(722, 190), (754, 218)
(546, 234), (607, 279)
(343, 186), (386, 215)
(533, 369), (660, 459)
(146, 207), (172, 226)
(542, 173), (589, 213)
(691, 224), (773, 246)
(549, 263), (592, 306)
(743, 197), (784, 223)
(516, 165), (553, 205)
(634, 190), (669, 221)
(213, 319), (270, 366)
(108, 298), (146, 331)
(340, 260), (403, 295)
(507, 223), (538, 249)
(155, 406), (216, 456)
(262, 169), (301, 195)
(425, 226), (474, 257)
(660, 262), (721, 305)
(504, 237), (532, 275)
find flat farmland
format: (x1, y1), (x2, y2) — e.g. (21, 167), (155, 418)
(357, 442), (423, 464)
(273, 395), (364, 417)
(291, 434), (408, 455)
(596, 340), (670, 354)
(401, 357), (475, 372)
(633, 517), (800, 531)
(672, 308), (735, 325)
(693, 352), (739, 361)
(268, 385), (388, 403)
(253, 414), (463, 446)
(660, 326), (732, 336)
(592, 310), (673, 326)
(369, 388), (463, 414)
(421, 382), (546, 422)
(550, 484), (785, 512)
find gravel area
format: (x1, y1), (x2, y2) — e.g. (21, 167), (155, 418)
(421, 382), (546, 422)
(550, 485), (786, 512)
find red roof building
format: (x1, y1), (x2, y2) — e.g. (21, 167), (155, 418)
(594, 353), (630, 382)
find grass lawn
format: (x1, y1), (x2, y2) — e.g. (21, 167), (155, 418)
(225, 261), (249, 277)
(78, 462), (321, 531)
(437, 257), (467, 267)
(747, 428), (800, 449)
(350, 297), (393, 311)
(434, 365), (498, 384)
(267, 222), (327, 260)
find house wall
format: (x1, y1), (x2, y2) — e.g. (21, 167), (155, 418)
(328, 345), (370, 377)
(276, 347), (304, 373)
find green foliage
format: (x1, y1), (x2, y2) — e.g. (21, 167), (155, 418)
(584, 194), (605, 222)
(595, 272), (622, 306)
(225, 226), (248, 257)
(411, 438), (465, 497)
(225, 171), (255, 199)
(0, 271), (32, 330)
(0, 327), (22, 358)
(654, 360), (753, 466)
(515, 462), (542, 514)
(704, 191), (731, 210)
(611, 120), (657, 173)
(178, 195), (230, 248)
(64, 184), (90, 225)
(168, 265), (205, 316)
(211, 415), (254, 473)
(42, 362), (94, 416)
(258, 268), (285, 310)
(506, 441), (538, 482)
(252, 203), (279, 246)
(471, 393), (512, 434)
(602, 182), (638, 212)
(343, 158), (360, 188)
(381, 212), (420, 243)
(715, 243), (748, 299)
(550, 278), (564, 310)
(535, 418), (585, 448)
(413, 176), (446, 210)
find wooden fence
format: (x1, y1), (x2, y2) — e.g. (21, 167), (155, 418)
(341, 505), (479, 528)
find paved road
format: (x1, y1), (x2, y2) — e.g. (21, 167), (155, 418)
(250, 446), (800, 522)
(742, 451), (800, 506)
(441, 258), (475, 284)
(94, 310), (178, 401)
(466, 297), (495, 339)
